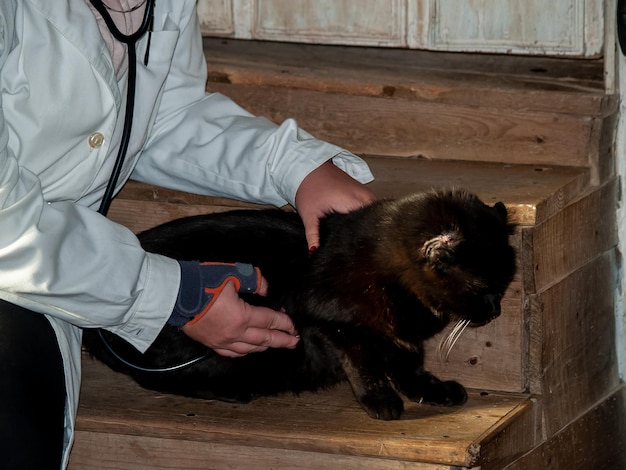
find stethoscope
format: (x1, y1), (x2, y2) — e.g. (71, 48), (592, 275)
(89, 0), (212, 372)
(88, 0), (155, 217)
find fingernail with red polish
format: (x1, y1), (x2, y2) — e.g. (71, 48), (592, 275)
(308, 246), (318, 256)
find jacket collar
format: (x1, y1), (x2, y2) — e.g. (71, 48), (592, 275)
(27, 0), (122, 107)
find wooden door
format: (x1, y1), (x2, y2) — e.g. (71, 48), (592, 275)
(197, 0), (604, 57)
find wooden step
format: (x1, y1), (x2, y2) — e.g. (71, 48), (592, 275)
(69, 158), (595, 468)
(110, 157), (590, 230)
(70, 356), (535, 470)
(203, 38), (616, 179)
(68, 37), (622, 468)
(106, 158), (589, 396)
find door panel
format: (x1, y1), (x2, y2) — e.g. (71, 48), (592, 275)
(426, 0), (603, 56)
(197, 0), (604, 57)
(253, 0), (406, 47)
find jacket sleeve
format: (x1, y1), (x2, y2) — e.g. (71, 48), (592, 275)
(132, 2), (373, 207)
(0, 3), (179, 353)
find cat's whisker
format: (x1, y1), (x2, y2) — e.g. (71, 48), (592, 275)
(437, 320), (461, 359)
(439, 322), (462, 363)
(447, 319), (471, 360)
(437, 319), (471, 364)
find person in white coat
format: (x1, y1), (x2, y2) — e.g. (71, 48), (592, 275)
(0, 1), (375, 468)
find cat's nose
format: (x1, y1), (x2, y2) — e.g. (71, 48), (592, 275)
(483, 294), (501, 317)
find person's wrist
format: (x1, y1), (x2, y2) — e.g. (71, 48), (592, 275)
(168, 261), (203, 327)
(168, 261), (261, 328)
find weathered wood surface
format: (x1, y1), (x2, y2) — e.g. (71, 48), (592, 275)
(198, 0), (605, 57)
(111, 158), (589, 233)
(208, 83), (595, 168)
(203, 38), (606, 112)
(533, 250), (619, 435)
(504, 386), (626, 470)
(524, 182), (620, 418)
(72, 356), (532, 469)
(70, 432), (455, 470)
(202, 38), (616, 169)
(478, 397), (541, 470)
(530, 179), (618, 292)
(423, 249), (524, 392)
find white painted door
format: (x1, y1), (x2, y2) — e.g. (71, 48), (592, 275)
(197, 0), (604, 57)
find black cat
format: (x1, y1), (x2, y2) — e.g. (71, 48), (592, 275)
(83, 189), (516, 420)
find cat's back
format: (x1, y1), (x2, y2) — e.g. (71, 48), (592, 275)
(138, 209), (307, 265)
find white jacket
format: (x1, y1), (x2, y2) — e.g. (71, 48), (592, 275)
(0, 1), (373, 466)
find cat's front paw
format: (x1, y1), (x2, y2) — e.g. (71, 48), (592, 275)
(358, 388), (404, 420)
(419, 380), (467, 407)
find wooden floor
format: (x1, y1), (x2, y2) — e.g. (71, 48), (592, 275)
(71, 356), (533, 469)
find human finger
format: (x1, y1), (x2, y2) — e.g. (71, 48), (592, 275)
(256, 274), (269, 297)
(295, 161), (375, 249)
(243, 303), (298, 336)
(212, 326), (300, 357)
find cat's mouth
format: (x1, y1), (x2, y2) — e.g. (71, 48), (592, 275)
(468, 316), (498, 328)
(463, 293), (502, 327)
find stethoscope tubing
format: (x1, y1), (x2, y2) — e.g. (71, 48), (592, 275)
(88, 1), (212, 373)
(89, 0), (155, 216)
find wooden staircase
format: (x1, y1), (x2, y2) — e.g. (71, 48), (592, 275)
(69, 39), (626, 469)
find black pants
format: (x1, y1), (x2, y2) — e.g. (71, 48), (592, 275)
(0, 300), (67, 469)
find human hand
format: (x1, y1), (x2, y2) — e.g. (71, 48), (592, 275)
(295, 160), (375, 249)
(171, 261), (299, 357)
(182, 279), (299, 358)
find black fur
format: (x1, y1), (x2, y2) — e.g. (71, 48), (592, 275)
(83, 189), (516, 420)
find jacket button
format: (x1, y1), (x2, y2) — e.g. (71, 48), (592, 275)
(88, 132), (105, 149)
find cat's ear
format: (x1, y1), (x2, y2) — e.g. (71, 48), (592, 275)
(494, 202), (508, 222)
(421, 231), (461, 268)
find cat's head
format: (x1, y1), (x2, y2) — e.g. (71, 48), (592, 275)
(394, 189), (516, 326)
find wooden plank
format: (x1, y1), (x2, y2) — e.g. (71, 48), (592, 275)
(524, 294), (544, 395)
(251, 0), (408, 48)
(534, 250), (620, 436)
(203, 38), (617, 170)
(424, 250), (524, 393)
(108, 200), (267, 235)
(70, 432), (452, 470)
(208, 82), (594, 168)
(474, 397), (541, 470)
(203, 38), (607, 115)
(504, 386), (626, 470)
(362, 158), (589, 225)
(531, 179), (618, 292)
(74, 356), (531, 468)
(110, 158), (589, 232)
(520, 227), (543, 395)
(425, 0), (604, 57)
(588, 100), (618, 184)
